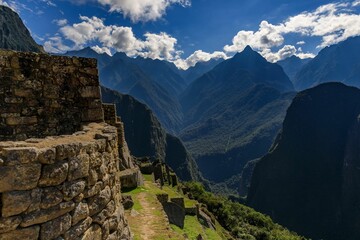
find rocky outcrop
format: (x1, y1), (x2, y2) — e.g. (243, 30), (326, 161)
(0, 6), (44, 53)
(248, 82), (360, 240)
(101, 86), (200, 181)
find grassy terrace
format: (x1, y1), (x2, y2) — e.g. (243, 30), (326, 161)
(124, 174), (229, 239)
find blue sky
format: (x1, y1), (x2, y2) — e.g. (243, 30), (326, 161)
(2, 0), (360, 69)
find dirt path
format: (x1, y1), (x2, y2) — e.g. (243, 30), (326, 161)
(125, 182), (183, 240)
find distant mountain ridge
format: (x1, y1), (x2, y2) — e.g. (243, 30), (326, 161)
(248, 82), (360, 240)
(277, 55), (311, 83)
(294, 36), (360, 90)
(179, 46), (295, 192)
(0, 5), (44, 53)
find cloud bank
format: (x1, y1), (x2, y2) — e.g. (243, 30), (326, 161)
(44, 0), (360, 69)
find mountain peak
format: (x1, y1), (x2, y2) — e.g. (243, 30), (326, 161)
(232, 45), (265, 63)
(0, 5), (44, 53)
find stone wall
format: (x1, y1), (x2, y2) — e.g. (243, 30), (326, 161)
(0, 50), (103, 141)
(0, 123), (131, 240)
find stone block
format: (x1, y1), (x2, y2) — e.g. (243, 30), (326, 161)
(2, 190), (32, 217)
(81, 224), (102, 240)
(163, 202), (185, 229)
(40, 213), (72, 240)
(21, 201), (75, 227)
(72, 202), (89, 226)
(0, 216), (22, 234)
(68, 154), (89, 181)
(88, 186), (111, 216)
(38, 148), (56, 164)
(64, 217), (92, 240)
(39, 161), (69, 187)
(81, 108), (104, 122)
(78, 86), (100, 98)
(1, 147), (38, 165)
(41, 187), (63, 209)
(0, 226), (40, 240)
(0, 163), (41, 192)
(84, 182), (103, 198)
(6, 116), (37, 126)
(56, 144), (80, 161)
(62, 180), (86, 201)
(27, 188), (42, 213)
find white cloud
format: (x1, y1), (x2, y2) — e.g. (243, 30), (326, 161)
(352, 0), (360, 7)
(224, 1), (360, 62)
(174, 50), (228, 70)
(91, 45), (111, 55)
(46, 15), (182, 62)
(296, 41), (305, 45)
(43, 36), (71, 53)
(53, 19), (68, 26)
(71, 0), (190, 22)
(42, 0), (56, 7)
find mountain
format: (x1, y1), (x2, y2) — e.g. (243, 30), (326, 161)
(277, 55), (311, 83)
(128, 56), (187, 96)
(294, 36), (360, 90)
(179, 46), (295, 193)
(64, 48), (183, 133)
(0, 5), (44, 53)
(180, 58), (224, 85)
(64, 47), (112, 70)
(248, 83), (360, 240)
(101, 86), (199, 181)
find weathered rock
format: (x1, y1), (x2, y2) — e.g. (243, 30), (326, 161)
(81, 224), (102, 240)
(41, 187), (63, 209)
(0, 163), (41, 192)
(37, 148), (56, 164)
(21, 201), (75, 227)
(1, 147), (38, 165)
(68, 154), (89, 181)
(72, 202), (89, 226)
(2, 190), (32, 217)
(88, 186), (111, 216)
(64, 217), (92, 240)
(121, 195), (134, 210)
(0, 226), (40, 240)
(62, 180), (86, 201)
(0, 216), (22, 233)
(39, 161), (68, 187)
(40, 213), (72, 240)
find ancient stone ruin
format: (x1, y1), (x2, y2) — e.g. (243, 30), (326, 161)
(0, 50), (135, 239)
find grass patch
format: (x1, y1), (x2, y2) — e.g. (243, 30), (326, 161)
(171, 216), (223, 240)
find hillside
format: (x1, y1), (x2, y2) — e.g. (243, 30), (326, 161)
(180, 46), (295, 193)
(248, 83), (360, 240)
(294, 36), (360, 90)
(179, 59), (224, 85)
(0, 6), (44, 53)
(101, 86), (199, 181)
(277, 56), (310, 83)
(65, 49), (183, 133)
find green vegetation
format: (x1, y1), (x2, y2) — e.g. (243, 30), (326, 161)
(184, 181), (307, 240)
(172, 215), (224, 240)
(125, 174), (230, 240)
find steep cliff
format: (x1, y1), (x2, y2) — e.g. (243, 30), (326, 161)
(101, 86), (200, 181)
(248, 82), (360, 240)
(0, 6), (44, 53)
